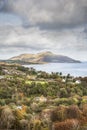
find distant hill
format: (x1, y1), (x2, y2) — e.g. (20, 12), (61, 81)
(9, 51), (81, 64)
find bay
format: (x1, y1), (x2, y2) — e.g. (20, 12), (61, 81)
(24, 62), (87, 77)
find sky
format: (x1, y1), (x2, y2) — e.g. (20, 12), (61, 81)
(0, 0), (87, 61)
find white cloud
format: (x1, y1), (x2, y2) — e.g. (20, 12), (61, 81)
(0, 25), (87, 60)
(0, 0), (87, 61)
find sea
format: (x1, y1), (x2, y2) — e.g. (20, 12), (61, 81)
(24, 62), (87, 77)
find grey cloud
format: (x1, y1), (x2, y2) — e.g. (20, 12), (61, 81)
(0, 0), (87, 61)
(0, 0), (87, 29)
(0, 43), (45, 51)
(0, 25), (87, 51)
(0, 26), (51, 51)
(0, 25), (87, 60)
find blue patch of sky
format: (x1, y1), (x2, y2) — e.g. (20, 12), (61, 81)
(0, 12), (22, 26)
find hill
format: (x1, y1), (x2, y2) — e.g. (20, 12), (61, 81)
(0, 63), (87, 130)
(9, 51), (80, 64)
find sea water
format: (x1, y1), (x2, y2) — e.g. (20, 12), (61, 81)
(24, 62), (87, 77)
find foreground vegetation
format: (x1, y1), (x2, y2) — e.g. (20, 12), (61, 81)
(0, 63), (87, 130)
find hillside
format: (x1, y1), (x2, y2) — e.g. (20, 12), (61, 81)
(0, 64), (87, 130)
(9, 51), (80, 64)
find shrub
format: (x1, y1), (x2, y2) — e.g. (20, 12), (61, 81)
(54, 98), (79, 106)
(81, 98), (87, 104)
(60, 88), (68, 98)
(29, 119), (42, 130)
(50, 106), (67, 122)
(19, 119), (29, 130)
(66, 105), (82, 119)
(82, 104), (87, 117)
(53, 119), (79, 130)
(0, 106), (15, 129)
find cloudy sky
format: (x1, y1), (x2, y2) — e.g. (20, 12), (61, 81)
(0, 0), (87, 61)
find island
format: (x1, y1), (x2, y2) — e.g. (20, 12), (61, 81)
(8, 51), (81, 64)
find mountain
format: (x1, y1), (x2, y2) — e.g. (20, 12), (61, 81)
(9, 51), (81, 64)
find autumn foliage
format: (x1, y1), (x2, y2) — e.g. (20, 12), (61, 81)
(54, 119), (79, 130)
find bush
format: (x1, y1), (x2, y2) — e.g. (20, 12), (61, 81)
(17, 66), (29, 72)
(81, 98), (87, 104)
(54, 98), (79, 106)
(0, 99), (6, 105)
(53, 119), (79, 130)
(66, 105), (82, 119)
(19, 119), (29, 130)
(50, 106), (67, 122)
(0, 106), (15, 129)
(82, 104), (87, 117)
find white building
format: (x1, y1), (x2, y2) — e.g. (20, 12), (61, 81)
(34, 95), (47, 102)
(75, 80), (81, 84)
